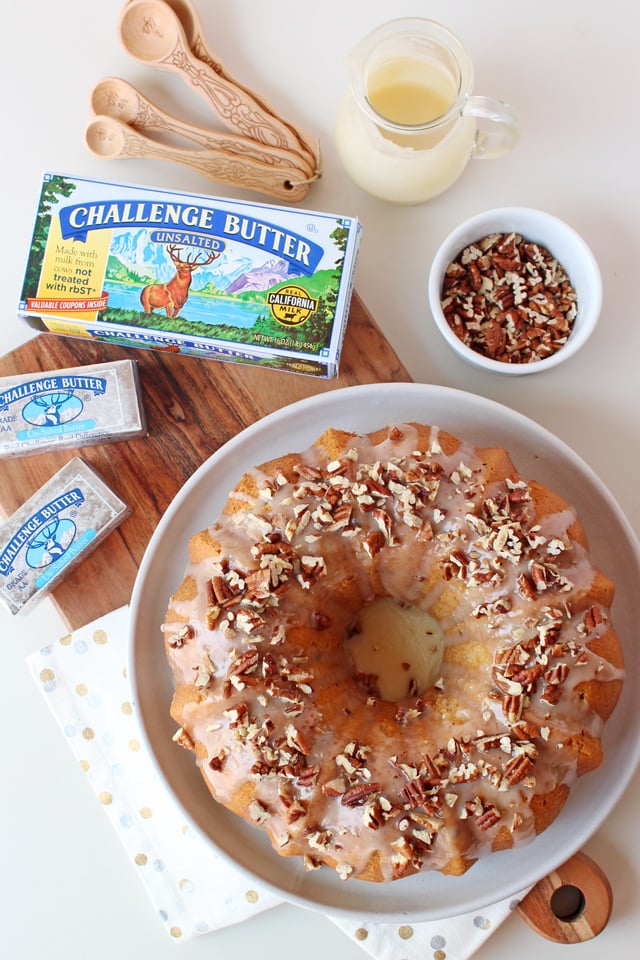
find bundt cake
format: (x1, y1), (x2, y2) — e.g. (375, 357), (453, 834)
(162, 422), (624, 882)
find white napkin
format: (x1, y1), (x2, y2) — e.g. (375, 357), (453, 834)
(27, 606), (529, 956)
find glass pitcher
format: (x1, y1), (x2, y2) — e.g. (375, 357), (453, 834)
(335, 18), (520, 204)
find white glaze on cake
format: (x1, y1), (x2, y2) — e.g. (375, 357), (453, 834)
(162, 423), (624, 881)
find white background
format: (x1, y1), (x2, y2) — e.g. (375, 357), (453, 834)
(1, 1), (639, 957)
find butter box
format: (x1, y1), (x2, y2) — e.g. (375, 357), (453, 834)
(18, 173), (362, 378)
(0, 457), (130, 615)
(0, 358), (146, 458)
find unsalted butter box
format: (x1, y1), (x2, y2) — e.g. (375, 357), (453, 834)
(17, 172), (362, 378)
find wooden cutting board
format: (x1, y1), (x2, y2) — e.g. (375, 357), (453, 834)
(0, 292), (411, 630)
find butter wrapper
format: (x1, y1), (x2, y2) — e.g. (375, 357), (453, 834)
(0, 458), (129, 615)
(0, 359), (146, 458)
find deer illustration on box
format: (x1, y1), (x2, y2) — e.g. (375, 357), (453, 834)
(141, 245), (220, 317)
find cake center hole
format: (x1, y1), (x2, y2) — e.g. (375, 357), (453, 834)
(346, 597), (444, 701)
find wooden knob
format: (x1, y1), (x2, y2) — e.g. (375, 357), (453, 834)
(516, 851), (612, 943)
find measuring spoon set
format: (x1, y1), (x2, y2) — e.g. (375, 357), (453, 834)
(86, 0), (320, 202)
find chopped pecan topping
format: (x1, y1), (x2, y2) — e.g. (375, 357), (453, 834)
(248, 800), (271, 824)
(511, 720), (539, 740)
(583, 605), (604, 632)
(441, 232), (577, 364)
(541, 684), (562, 705)
(172, 726), (195, 750)
(503, 694), (525, 722)
(294, 462), (324, 481)
(285, 723), (312, 756)
(296, 765), (320, 788)
(341, 782), (382, 807)
(211, 574), (238, 606)
(306, 828), (333, 851)
(372, 508), (393, 539)
(476, 804), (501, 830)
(517, 572), (538, 601)
(544, 663), (569, 686)
(323, 777), (347, 797)
(285, 799), (308, 823)
(208, 752), (227, 772)
(363, 529), (386, 557)
(167, 623), (193, 647)
(363, 799), (386, 829)
(401, 775), (438, 809)
(504, 753), (535, 785)
(441, 549), (469, 581)
(229, 648), (259, 677)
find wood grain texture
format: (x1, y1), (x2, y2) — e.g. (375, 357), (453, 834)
(0, 291), (410, 629)
(516, 852), (612, 943)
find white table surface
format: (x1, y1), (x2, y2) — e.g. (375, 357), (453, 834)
(2, 1), (639, 957)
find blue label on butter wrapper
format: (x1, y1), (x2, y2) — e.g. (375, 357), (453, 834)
(0, 488), (85, 576)
(0, 358), (146, 458)
(0, 457), (129, 615)
(35, 529), (96, 588)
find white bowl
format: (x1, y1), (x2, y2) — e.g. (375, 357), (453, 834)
(427, 207), (602, 375)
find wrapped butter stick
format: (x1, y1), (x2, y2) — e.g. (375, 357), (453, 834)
(0, 359), (146, 458)
(0, 458), (129, 615)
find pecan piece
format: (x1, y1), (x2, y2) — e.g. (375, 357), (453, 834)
(229, 648), (259, 677)
(401, 775), (437, 809)
(544, 663), (569, 686)
(503, 693), (524, 722)
(167, 623), (193, 647)
(208, 752), (227, 772)
(172, 726), (195, 750)
(323, 777), (347, 797)
(211, 574), (239, 606)
(476, 804), (501, 830)
(341, 783), (382, 807)
(583, 605), (604, 632)
(285, 723), (312, 756)
(363, 529), (386, 557)
(504, 753), (535, 785)
(296, 765), (320, 787)
(517, 572), (538, 601)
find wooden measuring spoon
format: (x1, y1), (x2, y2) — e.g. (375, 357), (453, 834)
(516, 852), (612, 943)
(85, 114), (310, 202)
(90, 77), (313, 178)
(153, 0), (319, 173)
(118, 0), (315, 177)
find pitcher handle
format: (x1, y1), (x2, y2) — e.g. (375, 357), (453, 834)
(464, 96), (521, 160)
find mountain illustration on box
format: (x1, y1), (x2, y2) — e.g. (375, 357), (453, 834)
(91, 222), (346, 358)
(107, 229), (306, 296)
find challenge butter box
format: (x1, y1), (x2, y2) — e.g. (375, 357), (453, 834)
(18, 173), (362, 378)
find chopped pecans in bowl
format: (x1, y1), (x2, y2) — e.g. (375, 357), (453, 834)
(440, 232), (578, 364)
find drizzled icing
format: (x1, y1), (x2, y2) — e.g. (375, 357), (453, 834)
(162, 423), (623, 882)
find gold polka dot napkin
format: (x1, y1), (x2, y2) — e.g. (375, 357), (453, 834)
(27, 607), (529, 956)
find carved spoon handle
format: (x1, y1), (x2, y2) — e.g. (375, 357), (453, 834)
(85, 115), (310, 203)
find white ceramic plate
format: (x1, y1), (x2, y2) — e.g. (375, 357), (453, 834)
(129, 382), (640, 921)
